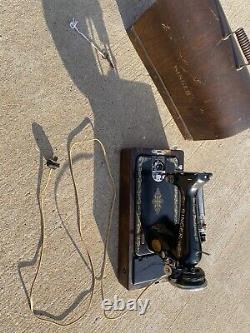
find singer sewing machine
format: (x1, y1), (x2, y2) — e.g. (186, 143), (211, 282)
(117, 0), (250, 291)
(118, 149), (212, 290)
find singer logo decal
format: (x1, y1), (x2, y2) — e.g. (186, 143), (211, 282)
(152, 188), (163, 215)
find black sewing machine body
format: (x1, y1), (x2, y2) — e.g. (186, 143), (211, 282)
(118, 149), (212, 290)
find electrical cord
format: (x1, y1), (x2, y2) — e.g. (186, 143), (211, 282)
(28, 137), (166, 325)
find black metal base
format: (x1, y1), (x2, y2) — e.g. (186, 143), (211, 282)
(169, 267), (207, 290)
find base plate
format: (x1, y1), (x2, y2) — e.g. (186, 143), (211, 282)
(118, 148), (184, 290)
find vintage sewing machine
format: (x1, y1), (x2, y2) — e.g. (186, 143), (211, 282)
(118, 149), (212, 290)
(118, 0), (249, 291)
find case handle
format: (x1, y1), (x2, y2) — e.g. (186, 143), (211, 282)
(224, 28), (250, 70)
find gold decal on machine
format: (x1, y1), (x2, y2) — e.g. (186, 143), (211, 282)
(152, 188), (164, 215)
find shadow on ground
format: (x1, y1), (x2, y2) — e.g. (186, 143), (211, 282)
(18, 123), (94, 322)
(18, 0), (168, 323)
(42, 0), (167, 265)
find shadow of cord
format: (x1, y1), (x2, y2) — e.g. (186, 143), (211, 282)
(18, 122), (95, 322)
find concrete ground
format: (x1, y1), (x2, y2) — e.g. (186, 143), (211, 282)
(1, 0), (249, 332)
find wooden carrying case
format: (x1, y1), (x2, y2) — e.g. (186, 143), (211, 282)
(128, 0), (250, 140)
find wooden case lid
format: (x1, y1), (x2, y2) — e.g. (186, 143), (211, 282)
(128, 0), (250, 140)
